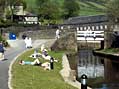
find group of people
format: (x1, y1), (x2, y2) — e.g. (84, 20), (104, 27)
(19, 44), (58, 70)
(19, 59), (51, 70)
(22, 33), (32, 48)
(24, 36), (32, 48)
(19, 29), (62, 69)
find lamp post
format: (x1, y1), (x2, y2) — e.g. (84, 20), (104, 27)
(81, 74), (88, 89)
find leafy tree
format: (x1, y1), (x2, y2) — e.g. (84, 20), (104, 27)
(36, 0), (47, 7)
(8, 0), (27, 21)
(36, 0), (61, 24)
(0, 0), (7, 18)
(105, 0), (119, 23)
(104, 0), (119, 49)
(63, 0), (80, 19)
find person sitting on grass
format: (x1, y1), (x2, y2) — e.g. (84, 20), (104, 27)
(41, 62), (50, 70)
(19, 59), (51, 70)
(41, 49), (58, 62)
(40, 44), (45, 52)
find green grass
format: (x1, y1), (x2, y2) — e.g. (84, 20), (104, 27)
(80, 2), (91, 7)
(79, 7), (105, 16)
(86, 1), (106, 10)
(79, 9), (104, 16)
(100, 48), (119, 54)
(11, 49), (78, 89)
(79, 1), (106, 16)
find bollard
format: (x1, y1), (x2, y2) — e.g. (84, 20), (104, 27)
(50, 57), (54, 69)
(81, 74), (88, 89)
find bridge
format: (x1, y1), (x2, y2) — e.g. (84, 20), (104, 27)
(61, 15), (115, 43)
(76, 24), (107, 43)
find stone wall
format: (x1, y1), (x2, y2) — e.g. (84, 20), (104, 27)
(19, 30), (56, 39)
(50, 32), (78, 52)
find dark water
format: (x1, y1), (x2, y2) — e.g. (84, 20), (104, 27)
(78, 49), (104, 78)
(94, 83), (119, 89)
(78, 49), (119, 89)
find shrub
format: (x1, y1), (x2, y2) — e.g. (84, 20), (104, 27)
(0, 35), (9, 47)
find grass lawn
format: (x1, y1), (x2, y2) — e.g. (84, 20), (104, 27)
(79, 1), (105, 16)
(86, 1), (106, 10)
(98, 48), (119, 54)
(79, 8), (105, 16)
(11, 49), (78, 89)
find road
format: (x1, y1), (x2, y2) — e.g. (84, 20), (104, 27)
(0, 40), (26, 89)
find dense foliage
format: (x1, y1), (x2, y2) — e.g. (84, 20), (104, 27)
(35, 0), (80, 23)
(105, 0), (119, 23)
(36, 0), (61, 20)
(0, 0), (106, 25)
(63, 0), (80, 19)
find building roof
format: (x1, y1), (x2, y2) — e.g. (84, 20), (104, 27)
(64, 15), (109, 25)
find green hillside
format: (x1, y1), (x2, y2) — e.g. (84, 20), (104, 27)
(79, 1), (106, 16)
(24, 0), (106, 16)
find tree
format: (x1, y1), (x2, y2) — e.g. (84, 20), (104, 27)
(104, 0), (119, 49)
(8, 0), (27, 22)
(36, 0), (61, 24)
(0, 0), (7, 18)
(63, 0), (80, 19)
(105, 0), (119, 23)
(36, 0), (47, 7)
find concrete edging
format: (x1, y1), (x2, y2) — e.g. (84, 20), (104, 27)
(60, 54), (92, 89)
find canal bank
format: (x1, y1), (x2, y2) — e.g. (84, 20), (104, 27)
(91, 49), (119, 89)
(51, 32), (92, 89)
(94, 49), (119, 81)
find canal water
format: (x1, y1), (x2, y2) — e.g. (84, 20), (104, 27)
(77, 49), (119, 89)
